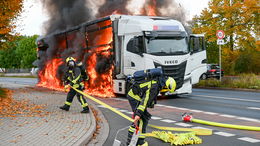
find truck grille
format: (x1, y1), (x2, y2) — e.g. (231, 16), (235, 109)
(154, 61), (187, 89)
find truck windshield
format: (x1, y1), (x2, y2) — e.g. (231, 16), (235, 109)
(145, 37), (189, 55)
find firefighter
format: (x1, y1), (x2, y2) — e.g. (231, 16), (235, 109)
(60, 57), (89, 113)
(126, 68), (176, 146)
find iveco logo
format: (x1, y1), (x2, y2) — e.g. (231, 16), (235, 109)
(165, 60), (178, 64)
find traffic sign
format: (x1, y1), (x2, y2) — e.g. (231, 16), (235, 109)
(217, 39), (225, 45)
(216, 30), (225, 39)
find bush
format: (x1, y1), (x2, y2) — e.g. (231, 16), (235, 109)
(195, 74), (260, 89)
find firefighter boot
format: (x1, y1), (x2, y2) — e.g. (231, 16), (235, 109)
(60, 104), (70, 111)
(81, 106), (89, 113)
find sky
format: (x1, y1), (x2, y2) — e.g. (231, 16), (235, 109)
(15, 0), (210, 36)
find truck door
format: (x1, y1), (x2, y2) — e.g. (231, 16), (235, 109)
(189, 35), (207, 84)
(124, 36), (145, 75)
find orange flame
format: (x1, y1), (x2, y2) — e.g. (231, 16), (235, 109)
(147, 0), (157, 16)
(37, 20), (115, 97)
(37, 58), (63, 91)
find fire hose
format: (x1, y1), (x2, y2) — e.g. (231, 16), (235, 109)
(182, 113), (260, 131)
(69, 86), (212, 145)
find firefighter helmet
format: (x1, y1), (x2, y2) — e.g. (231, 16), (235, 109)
(66, 57), (76, 63)
(165, 77), (176, 93)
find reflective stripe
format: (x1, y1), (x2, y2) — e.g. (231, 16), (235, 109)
(139, 134), (146, 138)
(80, 96), (88, 107)
(65, 101), (71, 106)
(143, 89), (150, 108)
(73, 84), (79, 88)
(129, 126), (135, 132)
(128, 89), (141, 101)
(137, 105), (145, 112)
(138, 81), (152, 110)
(72, 74), (81, 84)
(139, 80), (157, 88)
(82, 103), (88, 107)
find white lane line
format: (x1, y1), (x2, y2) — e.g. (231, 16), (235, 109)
(236, 117), (260, 122)
(160, 119), (176, 123)
(151, 116), (162, 120)
(214, 132), (235, 137)
(247, 107), (260, 110)
(113, 98), (127, 101)
(238, 137), (260, 143)
(192, 126), (213, 130)
(175, 123), (193, 127)
(126, 112), (133, 114)
(156, 104), (165, 107)
(118, 109), (128, 113)
(175, 107), (189, 110)
(189, 110), (203, 113)
(203, 112), (218, 115)
(97, 105), (106, 108)
(164, 106), (175, 109)
(193, 94), (260, 103)
(219, 114), (237, 118)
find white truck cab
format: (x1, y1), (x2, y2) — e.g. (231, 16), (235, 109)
(112, 15), (207, 95)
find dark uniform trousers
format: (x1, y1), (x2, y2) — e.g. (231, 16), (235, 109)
(126, 80), (159, 145)
(65, 84), (88, 109)
(64, 67), (88, 109)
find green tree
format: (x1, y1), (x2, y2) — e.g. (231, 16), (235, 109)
(0, 35), (38, 69)
(15, 35), (38, 68)
(192, 0), (259, 74)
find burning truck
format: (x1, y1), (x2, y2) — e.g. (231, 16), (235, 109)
(36, 14), (207, 97)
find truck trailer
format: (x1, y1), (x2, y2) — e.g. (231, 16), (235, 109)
(37, 15), (207, 95)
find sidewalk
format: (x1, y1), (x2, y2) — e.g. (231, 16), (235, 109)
(0, 85), (96, 145)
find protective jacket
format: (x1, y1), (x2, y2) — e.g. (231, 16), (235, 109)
(126, 68), (166, 145)
(64, 66), (84, 89)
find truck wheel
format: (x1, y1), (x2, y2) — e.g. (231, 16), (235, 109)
(200, 74), (207, 80)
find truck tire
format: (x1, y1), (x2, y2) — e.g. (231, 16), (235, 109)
(200, 73), (207, 80)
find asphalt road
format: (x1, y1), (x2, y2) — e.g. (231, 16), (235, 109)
(97, 88), (260, 146)
(1, 77), (260, 146)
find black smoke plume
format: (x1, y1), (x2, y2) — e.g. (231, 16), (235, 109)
(38, 0), (189, 86)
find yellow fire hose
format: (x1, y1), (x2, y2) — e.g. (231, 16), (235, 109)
(182, 113), (260, 131)
(70, 86), (212, 145)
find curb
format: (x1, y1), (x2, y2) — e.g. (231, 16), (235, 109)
(74, 107), (96, 146)
(194, 87), (260, 93)
(87, 101), (110, 146)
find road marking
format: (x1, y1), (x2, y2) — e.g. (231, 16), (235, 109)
(164, 105), (175, 109)
(189, 109), (203, 113)
(247, 107), (260, 110)
(175, 123), (193, 127)
(192, 126), (212, 130)
(151, 116), (162, 120)
(97, 105), (106, 108)
(219, 114), (237, 118)
(236, 117), (260, 122)
(203, 112), (218, 115)
(238, 137), (260, 143)
(174, 107), (189, 110)
(214, 132), (235, 137)
(126, 112), (133, 114)
(113, 98), (127, 101)
(156, 104), (165, 107)
(193, 94), (260, 103)
(118, 109), (128, 113)
(160, 119), (176, 123)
